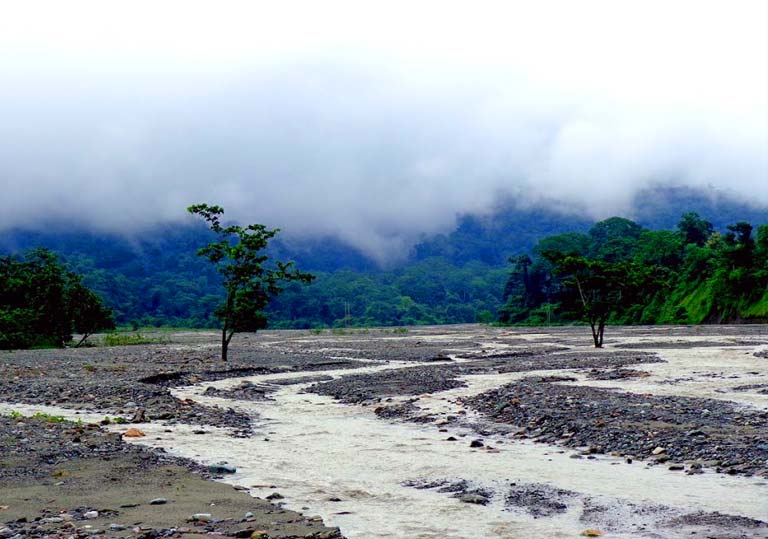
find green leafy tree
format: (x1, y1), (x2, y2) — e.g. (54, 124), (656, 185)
(0, 249), (114, 349)
(188, 203), (314, 360)
(678, 212), (714, 246)
(68, 277), (116, 347)
(543, 253), (635, 347)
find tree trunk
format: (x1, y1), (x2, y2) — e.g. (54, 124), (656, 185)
(221, 327), (229, 361)
(220, 289), (236, 361)
(597, 320), (606, 347)
(589, 318), (603, 348)
(590, 325), (602, 347)
(75, 333), (91, 348)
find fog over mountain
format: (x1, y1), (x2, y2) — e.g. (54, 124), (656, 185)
(1, 1), (766, 261)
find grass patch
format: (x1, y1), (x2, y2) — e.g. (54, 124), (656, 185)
(102, 332), (169, 346)
(330, 328), (370, 335)
(742, 289), (768, 319)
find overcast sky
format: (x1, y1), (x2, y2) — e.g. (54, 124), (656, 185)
(1, 1), (766, 260)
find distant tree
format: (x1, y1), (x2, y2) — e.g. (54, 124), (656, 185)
(543, 253), (630, 347)
(188, 203), (314, 361)
(0, 249), (114, 349)
(678, 212), (714, 246)
(68, 277), (116, 346)
(588, 217), (644, 262)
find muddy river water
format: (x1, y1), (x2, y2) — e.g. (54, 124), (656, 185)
(3, 327), (767, 538)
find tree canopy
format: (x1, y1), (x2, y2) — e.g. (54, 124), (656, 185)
(500, 214), (768, 343)
(188, 204), (314, 360)
(0, 249), (114, 349)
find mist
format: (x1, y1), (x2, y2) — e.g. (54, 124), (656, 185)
(1, 1), (766, 261)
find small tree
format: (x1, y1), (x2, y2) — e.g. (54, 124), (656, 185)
(543, 253), (629, 347)
(68, 277), (116, 347)
(0, 249), (114, 349)
(188, 203), (314, 361)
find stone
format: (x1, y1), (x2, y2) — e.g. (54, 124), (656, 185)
(208, 463), (237, 474)
(651, 446), (666, 455)
(109, 524), (127, 531)
(149, 498), (167, 505)
(123, 427), (146, 438)
(189, 514), (212, 522)
(457, 493), (489, 505)
(234, 529), (265, 538)
(83, 511), (99, 519)
(581, 530), (604, 537)
(469, 439), (484, 448)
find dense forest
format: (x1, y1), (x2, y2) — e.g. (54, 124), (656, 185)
(0, 186), (767, 331)
(0, 249), (114, 348)
(500, 214), (768, 332)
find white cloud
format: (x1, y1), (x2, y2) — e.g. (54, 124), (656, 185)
(0, 1), (765, 260)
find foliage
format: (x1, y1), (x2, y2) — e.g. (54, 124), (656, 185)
(31, 412), (67, 423)
(268, 259), (509, 329)
(101, 332), (168, 346)
(0, 249), (114, 349)
(501, 213), (768, 338)
(1, 188), (766, 332)
(188, 203), (314, 360)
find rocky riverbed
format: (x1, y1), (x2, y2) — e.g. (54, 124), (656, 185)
(2, 325), (768, 538)
(0, 414), (343, 539)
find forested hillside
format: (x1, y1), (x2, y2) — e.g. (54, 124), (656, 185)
(1, 186), (767, 329)
(501, 214), (768, 328)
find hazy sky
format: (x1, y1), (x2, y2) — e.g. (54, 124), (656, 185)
(1, 1), (766, 260)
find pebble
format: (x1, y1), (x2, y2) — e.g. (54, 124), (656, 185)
(208, 463), (237, 474)
(149, 498), (168, 505)
(83, 511), (99, 520)
(457, 493), (489, 505)
(189, 514), (212, 522)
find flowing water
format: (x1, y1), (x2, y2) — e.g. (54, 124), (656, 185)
(2, 332), (767, 538)
(132, 359), (768, 536)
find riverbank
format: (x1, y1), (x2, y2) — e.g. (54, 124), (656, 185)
(2, 325), (767, 538)
(0, 414), (342, 539)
